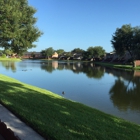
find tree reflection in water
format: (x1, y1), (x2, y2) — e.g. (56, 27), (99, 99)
(0, 61), (16, 72)
(109, 71), (140, 112)
(40, 61), (105, 79)
(41, 61), (56, 73)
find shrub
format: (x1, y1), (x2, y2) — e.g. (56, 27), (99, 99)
(1, 54), (6, 58)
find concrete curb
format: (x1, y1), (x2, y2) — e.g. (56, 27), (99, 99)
(0, 104), (45, 140)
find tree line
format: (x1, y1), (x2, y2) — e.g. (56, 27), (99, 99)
(0, 1), (140, 65)
(40, 46), (105, 60)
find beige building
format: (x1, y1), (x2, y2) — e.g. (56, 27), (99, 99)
(52, 52), (58, 58)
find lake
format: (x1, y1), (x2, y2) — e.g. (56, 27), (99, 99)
(0, 59), (140, 125)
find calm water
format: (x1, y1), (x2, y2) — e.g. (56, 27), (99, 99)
(0, 59), (140, 125)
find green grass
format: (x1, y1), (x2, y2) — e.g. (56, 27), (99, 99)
(95, 62), (140, 70)
(0, 74), (140, 140)
(0, 58), (21, 61)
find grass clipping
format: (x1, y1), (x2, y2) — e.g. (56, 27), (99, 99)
(0, 74), (140, 140)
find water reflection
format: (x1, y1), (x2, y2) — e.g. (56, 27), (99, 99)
(82, 64), (104, 79)
(0, 60), (140, 124)
(41, 61), (56, 73)
(0, 61), (16, 72)
(40, 61), (105, 79)
(104, 67), (140, 112)
(109, 76), (140, 111)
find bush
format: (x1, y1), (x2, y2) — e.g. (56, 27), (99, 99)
(1, 54), (6, 58)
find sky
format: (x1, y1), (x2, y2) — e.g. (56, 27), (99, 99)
(28, 0), (140, 53)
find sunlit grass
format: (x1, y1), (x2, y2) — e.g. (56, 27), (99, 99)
(0, 58), (21, 61)
(0, 74), (140, 140)
(95, 62), (140, 70)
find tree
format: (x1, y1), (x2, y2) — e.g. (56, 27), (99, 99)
(111, 24), (140, 66)
(133, 26), (140, 59)
(56, 49), (64, 55)
(87, 46), (105, 59)
(4, 49), (13, 56)
(64, 52), (72, 59)
(44, 47), (54, 59)
(40, 50), (46, 57)
(0, 50), (4, 55)
(31, 52), (36, 58)
(0, 0), (42, 55)
(82, 51), (91, 60)
(71, 48), (84, 54)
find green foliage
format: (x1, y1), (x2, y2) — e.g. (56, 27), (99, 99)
(1, 54), (6, 58)
(31, 52), (35, 58)
(40, 50), (46, 57)
(0, 0), (43, 55)
(44, 47), (54, 59)
(0, 58), (21, 61)
(0, 50), (3, 56)
(86, 46), (105, 59)
(4, 49), (13, 56)
(65, 52), (72, 57)
(71, 48), (84, 54)
(41, 48), (55, 58)
(56, 49), (64, 55)
(95, 62), (140, 70)
(82, 51), (91, 60)
(111, 24), (140, 61)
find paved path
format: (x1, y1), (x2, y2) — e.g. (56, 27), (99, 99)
(0, 104), (45, 140)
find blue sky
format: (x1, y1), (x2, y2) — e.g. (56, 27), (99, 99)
(28, 0), (140, 53)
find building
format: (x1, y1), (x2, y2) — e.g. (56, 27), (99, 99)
(22, 52), (42, 59)
(22, 52), (58, 59)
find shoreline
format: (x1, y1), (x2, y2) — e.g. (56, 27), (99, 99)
(2, 57), (140, 71)
(94, 61), (140, 70)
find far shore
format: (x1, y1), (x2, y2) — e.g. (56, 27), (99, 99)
(0, 57), (21, 61)
(95, 61), (140, 70)
(1, 57), (140, 71)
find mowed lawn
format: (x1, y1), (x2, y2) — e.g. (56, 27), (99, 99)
(0, 58), (21, 61)
(0, 74), (140, 140)
(95, 62), (140, 70)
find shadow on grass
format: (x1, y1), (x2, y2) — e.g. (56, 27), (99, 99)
(0, 77), (140, 140)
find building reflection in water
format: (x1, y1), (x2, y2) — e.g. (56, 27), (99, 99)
(52, 61), (58, 69)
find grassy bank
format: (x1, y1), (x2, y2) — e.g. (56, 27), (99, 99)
(0, 74), (140, 140)
(95, 62), (140, 70)
(0, 58), (21, 61)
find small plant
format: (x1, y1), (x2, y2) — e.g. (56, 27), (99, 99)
(1, 54), (6, 58)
